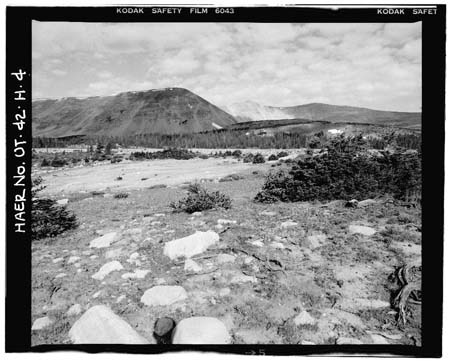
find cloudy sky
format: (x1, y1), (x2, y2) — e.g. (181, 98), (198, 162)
(32, 22), (421, 111)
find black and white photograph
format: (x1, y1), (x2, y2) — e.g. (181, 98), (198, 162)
(4, 3), (445, 356)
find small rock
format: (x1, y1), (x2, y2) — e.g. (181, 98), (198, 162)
(260, 211), (277, 216)
(270, 242), (285, 249)
(353, 298), (390, 309)
(56, 198), (69, 205)
(215, 224), (224, 230)
(105, 248), (123, 259)
(121, 269), (150, 279)
(217, 219), (236, 225)
(92, 261), (123, 280)
(66, 304), (83, 316)
(54, 273), (67, 279)
(92, 291), (102, 298)
(116, 295), (126, 303)
(89, 255), (98, 260)
(184, 259), (202, 272)
(301, 340), (316, 345)
(336, 337), (363, 345)
(370, 334), (390, 344)
(230, 274), (257, 284)
(280, 220), (298, 228)
(32, 316), (53, 330)
(68, 305), (148, 344)
(68, 256), (80, 264)
(345, 199), (359, 208)
(163, 231), (219, 260)
(89, 232), (117, 248)
(153, 317), (176, 344)
(172, 317), (231, 344)
(52, 257), (64, 263)
(306, 234), (327, 249)
(154, 213), (165, 217)
(216, 254), (236, 264)
(243, 256), (253, 265)
(293, 311), (316, 326)
(219, 288), (231, 297)
(126, 228), (142, 235)
(349, 225), (376, 236)
(250, 240), (264, 247)
(141, 286), (188, 306)
(191, 212), (202, 216)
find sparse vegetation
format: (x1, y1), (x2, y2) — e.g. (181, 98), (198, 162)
(114, 192), (129, 199)
(170, 183), (232, 213)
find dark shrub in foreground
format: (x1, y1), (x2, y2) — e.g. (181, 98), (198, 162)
(32, 177), (78, 240)
(171, 183), (232, 213)
(255, 136), (421, 204)
(268, 154), (278, 161)
(114, 192), (129, 199)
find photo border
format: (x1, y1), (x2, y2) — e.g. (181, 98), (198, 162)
(5, 5), (445, 356)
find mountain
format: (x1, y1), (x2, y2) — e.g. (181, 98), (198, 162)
(32, 88), (237, 137)
(223, 101), (421, 129)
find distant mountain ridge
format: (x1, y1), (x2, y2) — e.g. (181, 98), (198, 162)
(223, 101), (421, 129)
(32, 90), (421, 138)
(32, 88), (237, 137)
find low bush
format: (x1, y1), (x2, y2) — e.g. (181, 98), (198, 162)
(243, 153), (254, 163)
(268, 154), (278, 161)
(32, 177), (78, 240)
(114, 192), (129, 199)
(219, 174), (244, 182)
(252, 153), (266, 164)
(255, 136), (421, 204)
(170, 183), (232, 213)
(40, 158), (50, 167)
(50, 157), (67, 167)
(277, 151), (289, 158)
(131, 148), (197, 160)
(232, 150), (243, 158)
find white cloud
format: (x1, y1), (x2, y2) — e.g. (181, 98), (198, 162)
(32, 21), (422, 112)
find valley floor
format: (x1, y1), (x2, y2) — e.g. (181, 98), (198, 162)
(31, 158), (422, 346)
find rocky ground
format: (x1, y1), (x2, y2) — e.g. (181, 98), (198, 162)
(31, 159), (422, 345)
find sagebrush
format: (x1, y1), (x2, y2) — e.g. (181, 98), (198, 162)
(171, 183), (232, 213)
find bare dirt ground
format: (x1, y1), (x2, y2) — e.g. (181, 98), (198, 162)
(31, 158), (422, 345)
(34, 158), (271, 196)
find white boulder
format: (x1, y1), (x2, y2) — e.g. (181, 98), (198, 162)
(89, 232), (118, 248)
(66, 304), (83, 316)
(184, 259), (202, 272)
(32, 316), (53, 330)
(68, 305), (148, 344)
(163, 231), (219, 260)
(349, 225), (376, 236)
(92, 261), (123, 280)
(121, 269), (150, 279)
(141, 286), (188, 306)
(172, 317), (231, 344)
